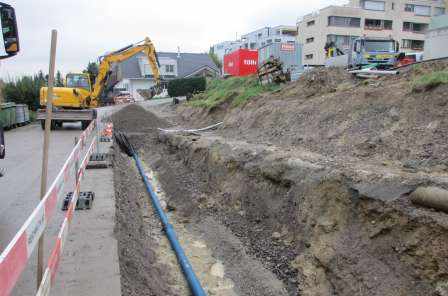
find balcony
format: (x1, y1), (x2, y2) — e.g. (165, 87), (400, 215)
(403, 22), (429, 34)
(364, 19), (393, 30)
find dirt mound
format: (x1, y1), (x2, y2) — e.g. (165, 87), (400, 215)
(111, 104), (170, 133)
(179, 61), (448, 171)
(278, 66), (354, 98)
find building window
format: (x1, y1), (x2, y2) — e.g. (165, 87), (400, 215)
(327, 34), (358, 51)
(250, 42), (256, 49)
(401, 39), (424, 50)
(362, 0), (385, 11)
(305, 54), (313, 60)
(307, 20), (315, 26)
(276, 30), (281, 35)
(365, 19), (392, 30)
(328, 16), (361, 27)
(287, 40), (295, 44)
(403, 22), (428, 33)
(257, 33), (263, 39)
(435, 7), (446, 16)
(306, 37), (314, 43)
(261, 42), (266, 46)
(405, 4), (431, 16)
(165, 65), (174, 73)
(275, 38), (282, 42)
(267, 39), (272, 44)
(392, 2), (395, 10)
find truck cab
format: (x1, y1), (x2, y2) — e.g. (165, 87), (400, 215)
(352, 37), (399, 69)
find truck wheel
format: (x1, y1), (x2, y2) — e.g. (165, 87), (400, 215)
(81, 120), (90, 130)
(41, 120), (56, 130)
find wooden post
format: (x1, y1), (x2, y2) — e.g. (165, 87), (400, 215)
(74, 137), (79, 185)
(37, 29), (57, 290)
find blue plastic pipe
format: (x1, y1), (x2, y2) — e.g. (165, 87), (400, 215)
(133, 154), (207, 296)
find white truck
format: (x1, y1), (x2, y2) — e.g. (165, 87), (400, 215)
(325, 37), (400, 70)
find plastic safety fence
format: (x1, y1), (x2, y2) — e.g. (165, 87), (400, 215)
(36, 138), (96, 296)
(0, 121), (96, 296)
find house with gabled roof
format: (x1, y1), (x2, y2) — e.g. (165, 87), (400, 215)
(114, 51), (220, 101)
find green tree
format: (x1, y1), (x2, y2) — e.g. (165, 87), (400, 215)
(2, 73), (47, 110)
(83, 61), (99, 86)
(208, 48), (222, 71)
(55, 70), (64, 87)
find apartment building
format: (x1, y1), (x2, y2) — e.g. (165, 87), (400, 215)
(297, 0), (446, 65)
(424, 14), (448, 59)
(212, 40), (242, 61)
(240, 25), (298, 50)
(211, 25), (298, 62)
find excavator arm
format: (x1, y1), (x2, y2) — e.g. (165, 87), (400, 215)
(90, 37), (161, 106)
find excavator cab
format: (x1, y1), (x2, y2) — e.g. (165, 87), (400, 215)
(66, 73), (92, 92)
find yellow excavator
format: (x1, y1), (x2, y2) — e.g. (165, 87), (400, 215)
(38, 37), (161, 129)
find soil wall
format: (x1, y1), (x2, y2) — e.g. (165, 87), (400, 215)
(158, 131), (448, 296)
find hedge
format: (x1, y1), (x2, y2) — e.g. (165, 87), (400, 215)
(167, 77), (206, 97)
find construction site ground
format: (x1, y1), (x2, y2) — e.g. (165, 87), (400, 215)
(111, 60), (448, 296)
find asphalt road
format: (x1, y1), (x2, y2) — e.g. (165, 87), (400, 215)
(0, 98), (173, 295)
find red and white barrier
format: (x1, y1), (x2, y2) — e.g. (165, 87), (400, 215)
(0, 121), (96, 296)
(36, 138), (96, 296)
(102, 123), (113, 137)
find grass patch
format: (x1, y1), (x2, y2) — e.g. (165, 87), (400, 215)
(412, 70), (448, 92)
(189, 76), (280, 108)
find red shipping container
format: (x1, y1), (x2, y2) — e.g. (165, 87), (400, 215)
(223, 49), (258, 77)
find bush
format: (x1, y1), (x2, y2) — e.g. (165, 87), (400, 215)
(189, 76), (280, 108)
(412, 70), (448, 92)
(168, 77), (206, 97)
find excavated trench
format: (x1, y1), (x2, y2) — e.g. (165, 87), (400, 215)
(113, 104), (448, 296)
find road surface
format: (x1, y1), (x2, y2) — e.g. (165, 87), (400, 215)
(0, 99), (172, 295)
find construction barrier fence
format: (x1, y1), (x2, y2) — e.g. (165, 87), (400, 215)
(0, 120), (98, 296)
(36, 138), (96, 296)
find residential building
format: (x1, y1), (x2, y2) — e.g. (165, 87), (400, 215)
(114, 52), (219, 101)
(211, 25), (298, 62)
(424, 14), (448, 59)
(240, 25), (298, 50)
(212, 41), (242, 61)
(297, 0), (446, 65)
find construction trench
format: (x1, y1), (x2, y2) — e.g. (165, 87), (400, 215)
(112, 61), (448, 296)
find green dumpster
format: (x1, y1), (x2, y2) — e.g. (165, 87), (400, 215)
(8, 103), (17, 128)
(0, 104), (8, 128)
(0, 103), (17, 129)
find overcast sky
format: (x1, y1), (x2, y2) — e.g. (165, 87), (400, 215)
(0, 0), (348, 79)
